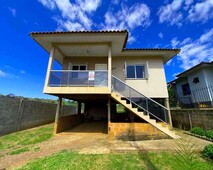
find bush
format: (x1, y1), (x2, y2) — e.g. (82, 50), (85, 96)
(206, 130), (213, 140)
(190, 127), (205, 136)
(203, 144), (213, 159)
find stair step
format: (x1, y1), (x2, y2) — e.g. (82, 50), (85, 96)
(111, 92), (180, 139)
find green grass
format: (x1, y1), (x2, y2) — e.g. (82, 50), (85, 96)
(0, 124), (53, 151)
(17, 150), (213, 170)
(9, 147), (30, 155)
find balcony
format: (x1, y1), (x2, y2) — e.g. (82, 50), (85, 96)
(44, 70), (110, 94)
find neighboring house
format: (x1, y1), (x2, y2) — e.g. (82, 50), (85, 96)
(31, 30), (180, 140)
(169, 61), (213, 108)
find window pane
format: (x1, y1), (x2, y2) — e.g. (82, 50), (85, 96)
(127, 65), (135, 78)
(136, 65), (144, 78)
(72, 66), (79, 70)
(80, 65), (86, 70)
(182, 83), (191, 95)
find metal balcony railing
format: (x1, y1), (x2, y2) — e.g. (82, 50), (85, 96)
(112, 75), (169, 124)
(48, 70), (108, 87)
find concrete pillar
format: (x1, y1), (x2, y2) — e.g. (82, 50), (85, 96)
(44, 45), (55, 89)
(108, 44), (112, 90)
(165, 98), (173, 128)
(54, 97), (62, 134)
(77, 101), (82, 114)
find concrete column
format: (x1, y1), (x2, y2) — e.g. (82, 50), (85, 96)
(108, 44), (112, 90)
(44, 45), (55, 89)
(165, 98), (173, 128)
(77, 101), (82, 114)
(54, 97), (62, 134)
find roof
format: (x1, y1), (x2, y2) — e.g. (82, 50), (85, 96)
(30, 30), (180, 64)
(177, 61), (213, 77)
(168, 61), (213, 85)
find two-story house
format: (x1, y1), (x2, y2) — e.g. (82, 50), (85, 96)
(31, 30), (180, 140)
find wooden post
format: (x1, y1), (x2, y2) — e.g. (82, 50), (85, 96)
(108, 44), (112, 90)
(54, 97), (62, 134)
(44, 45), (55, 89)
(165, 98), (173, 128)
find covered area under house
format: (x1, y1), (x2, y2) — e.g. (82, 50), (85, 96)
(30, 30), (180, 140)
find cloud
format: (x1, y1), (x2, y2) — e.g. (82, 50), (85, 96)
(103, 3), (150, 30)
(38, 0), (102, 30)
(8, 7), (16, 17)
(188, 0), (213, 23)
(38, 0), (56, 9)
(158, 0), (213, 26)
(20, 70), (26, 74)
(158, 0), (183, 26)
(0, 70), (6, 77)
(158, 32), (163, 39)
(0, 66), (26, 78)
(76, 0), (101, 12)
(170, 28), (213, 70)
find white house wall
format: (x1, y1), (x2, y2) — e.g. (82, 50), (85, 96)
(112, 56), (168, 98)
(175, 79), (192, 104)
(187, 69), (211, 102)
(203, 67), (213, 86)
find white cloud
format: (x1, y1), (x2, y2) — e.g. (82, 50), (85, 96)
(184, 0), (193, 9)
(38, 0), (56, 9)
(158, 32), (163, 39)
(103, 3), (150, 30)
(20, 70), (26, 74)
(170, 29), (213, 70)
(199, 28), (213, 43)
(0, 70), (6, 77)
(158, 0), (183, 26)
(38, 0), (102, 30)
(102, 3), (150, 44)
(188, 0), (213, 23)
(8, 7), (16, 17)
(76, 0), (101, 12)
(158, 0), (213, 26)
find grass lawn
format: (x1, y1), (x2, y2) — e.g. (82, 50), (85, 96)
(0, 124), (53, 155)
(17, 150), (213, 170)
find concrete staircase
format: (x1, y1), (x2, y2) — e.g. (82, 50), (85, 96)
(111, 92), (180, 139)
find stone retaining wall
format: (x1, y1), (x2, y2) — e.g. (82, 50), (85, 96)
(108, 122), (169, 140)
(171, 108), (213, 131)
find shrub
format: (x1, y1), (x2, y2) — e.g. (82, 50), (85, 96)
(206, 130), (213, 140)
(203, 144), (213, 159)
(190, 127), (205, 136)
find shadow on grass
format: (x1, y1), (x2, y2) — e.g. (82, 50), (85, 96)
(129, 122), (159, 170)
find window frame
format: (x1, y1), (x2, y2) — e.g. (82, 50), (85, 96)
(125, 64), (146, 79)
(181, 83), (191, 96)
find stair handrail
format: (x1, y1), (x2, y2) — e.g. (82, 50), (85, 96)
(112, 75), (169, 110)
(112, 75), (169, 124)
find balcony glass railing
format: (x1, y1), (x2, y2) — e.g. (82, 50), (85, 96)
(48, 70), (108, 87)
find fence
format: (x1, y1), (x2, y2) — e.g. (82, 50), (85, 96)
(170, 85), (213, 108)
(171, 108), (213, 131)
(0, 95), (77, 136)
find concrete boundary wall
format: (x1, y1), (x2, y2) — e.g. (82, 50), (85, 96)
(0, 96), (77, 136)
(171, 108), (213, 131)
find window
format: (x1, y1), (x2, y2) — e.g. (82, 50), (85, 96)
(193, 77), (199, 83)
(126, 65), (145, 79)
(72, 65), (87, 70)
(182, 83), (191, 95)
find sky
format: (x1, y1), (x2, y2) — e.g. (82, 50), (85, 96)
(0, 0), (213, 99)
